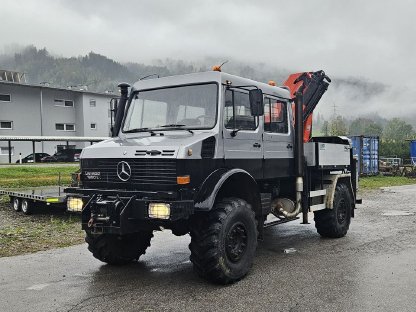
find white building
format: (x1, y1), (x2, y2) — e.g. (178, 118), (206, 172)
(0, 72), (117, 163)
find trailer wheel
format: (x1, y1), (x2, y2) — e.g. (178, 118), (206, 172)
(21, 199), (33, 215)
(314, 183), (352, 238)
(11, 197), (21, 212)
(85, 231), (153, 265)
(189, 197), (258, 284)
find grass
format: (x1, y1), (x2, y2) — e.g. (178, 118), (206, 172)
(0, 204), (84, 257)
(0, 165), (78, 188)
(359, 175), (416, 190)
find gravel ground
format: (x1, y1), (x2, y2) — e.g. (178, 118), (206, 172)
(0, 198), (83, 257)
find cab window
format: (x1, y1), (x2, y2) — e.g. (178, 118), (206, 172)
(264, 98), (288, 133)
(224, 89), (258, 130)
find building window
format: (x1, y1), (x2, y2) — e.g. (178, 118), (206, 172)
(0, 146), (14, 155)
(90, 123), (97, 130)
(0, 121), (13, 129)
(55, 123), (76, 131)
(54, 99), (74, 107)
(0, 94), (11, 102)
(90, 99), (96, 107)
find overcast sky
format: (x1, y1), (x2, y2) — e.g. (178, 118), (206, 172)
(2, 0), (416, 119)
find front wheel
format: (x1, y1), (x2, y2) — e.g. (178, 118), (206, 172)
(189, 198), (258, 284)
(314, 183), (352, 238)
(85, 231), (153, 265)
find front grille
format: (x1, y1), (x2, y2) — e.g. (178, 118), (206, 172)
(81, 158), (177, 190)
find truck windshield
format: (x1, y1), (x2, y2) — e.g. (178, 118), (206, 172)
(123, 83), (218, 132)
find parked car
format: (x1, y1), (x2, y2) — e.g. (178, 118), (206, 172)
(16, 153), (50, 163)
(73, 153), (81, 162)
(41, 149), (82, 162)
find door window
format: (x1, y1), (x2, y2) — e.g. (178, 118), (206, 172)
(264, 98), (288, 134)
(224, 89), (258, 130)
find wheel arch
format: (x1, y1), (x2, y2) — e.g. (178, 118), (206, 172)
(194, 168), (262, 216)
(324, 173), (355, 216)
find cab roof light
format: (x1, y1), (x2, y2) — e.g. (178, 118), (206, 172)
(212, 60), (228, 72)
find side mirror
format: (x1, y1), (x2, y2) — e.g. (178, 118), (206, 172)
(249, 89), (264, 116)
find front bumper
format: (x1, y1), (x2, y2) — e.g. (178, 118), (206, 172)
(76, 191), (194, 235)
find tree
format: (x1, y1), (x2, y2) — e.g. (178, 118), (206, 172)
(329, 116), (348, 136)
(382, 118), (414, 142)
(379, 141), (409, 159)
(321, 120), (329, 136)
(349, 118), (383, 136)
(365, 122), (383, 137)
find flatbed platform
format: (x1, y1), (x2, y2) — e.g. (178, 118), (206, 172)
(0, 186), (72, 214)
(0, 186), (67, 203)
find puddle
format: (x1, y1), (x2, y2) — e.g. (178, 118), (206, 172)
(27, 283), (50, 290)
(382, 211), (414, 216)
(283, 248), (297, 254)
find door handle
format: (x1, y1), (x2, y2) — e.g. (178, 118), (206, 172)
(287, 143), (293, 149)
(253, 143), (261, 148)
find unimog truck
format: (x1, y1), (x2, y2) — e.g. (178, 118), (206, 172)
(66, 69), (358, 284)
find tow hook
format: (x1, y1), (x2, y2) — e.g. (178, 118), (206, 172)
(87, 216), (95, 228)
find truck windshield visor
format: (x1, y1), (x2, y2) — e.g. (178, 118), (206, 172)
(123, 83), (218, 132)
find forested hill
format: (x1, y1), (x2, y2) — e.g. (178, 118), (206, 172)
(0, 46), (294, 92)
(2, 45), (413, 127)
(0, 46), (203, 92)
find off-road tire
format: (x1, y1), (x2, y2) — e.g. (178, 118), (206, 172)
(11, 197), (21, 212)
(21, 199), (33, 215)
(314, 183), (352, 238)
(189, 197), (258, 284)
(85, 231), (153, 265)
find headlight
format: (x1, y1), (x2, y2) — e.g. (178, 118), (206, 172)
(67, 197), (83, 212)
(148, 203), (170, 220)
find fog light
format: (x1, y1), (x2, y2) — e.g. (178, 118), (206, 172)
(67, 197), (83, 212)
(148, 203), (170, 219)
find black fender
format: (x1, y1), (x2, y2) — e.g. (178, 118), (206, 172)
(194, 168), (261, 215)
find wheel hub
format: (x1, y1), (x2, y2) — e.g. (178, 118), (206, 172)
(225, 222), (248, 263)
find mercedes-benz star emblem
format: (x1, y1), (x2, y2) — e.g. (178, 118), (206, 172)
(117, 161), (131, 181)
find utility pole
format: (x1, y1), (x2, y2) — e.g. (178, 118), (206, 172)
(332, 102), (338, 117)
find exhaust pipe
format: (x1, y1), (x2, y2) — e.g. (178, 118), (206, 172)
(112, 82), (130, 137)
(281, 91), (304, 219)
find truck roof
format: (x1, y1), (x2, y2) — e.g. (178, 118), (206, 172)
(132, 71), (291, 100)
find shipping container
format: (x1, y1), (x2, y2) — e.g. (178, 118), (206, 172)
(348, 136), (379, 176)
(411, 140), (416, 165)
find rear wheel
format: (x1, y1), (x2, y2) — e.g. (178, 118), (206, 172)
(189, 197), (258, 284)
(11, 197), (21, 212)
(85, 231), (153, 265)
(21, 199), (33, 215)
(314, 183), (352, 238)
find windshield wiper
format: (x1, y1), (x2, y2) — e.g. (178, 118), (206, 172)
(160, 124), (194, 134)
(124, 127), (156, 135)
(160, 124), (186, 128)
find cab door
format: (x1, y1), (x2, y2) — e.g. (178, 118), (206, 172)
(262, 97), (294, 178)
(223, 89), (263, 179)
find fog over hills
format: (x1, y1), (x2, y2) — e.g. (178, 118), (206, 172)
(1, 45), (415, 127)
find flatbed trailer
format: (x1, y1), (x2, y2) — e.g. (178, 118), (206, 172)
(0, 186), (68, 215)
